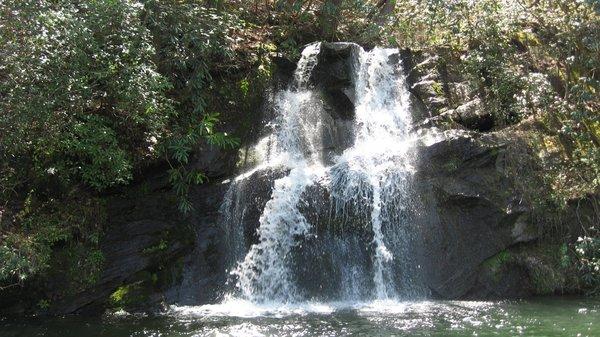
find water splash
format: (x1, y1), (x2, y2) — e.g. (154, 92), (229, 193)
(228, 43), (327, 302)
(221, 43), (425, 304)
(232, 165), (325, 302)
(329, 47), (417, 299)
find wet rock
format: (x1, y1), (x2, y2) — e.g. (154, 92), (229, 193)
(47, 174), (196, 315)
(190, 142), (238, 179)
(310, 42), (361, 120)
(409, 79), (448, 120)
(272, 55), (297, 82)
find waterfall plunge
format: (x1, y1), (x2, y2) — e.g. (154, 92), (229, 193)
(221, 43), (426, 305)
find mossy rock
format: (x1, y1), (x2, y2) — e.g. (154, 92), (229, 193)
(480, 250), (514, 284)
(484, 243), (580, 296)
(109, 281), (150, 310)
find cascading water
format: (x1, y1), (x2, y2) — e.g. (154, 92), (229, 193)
(335, 47), (415, 300)
(218, 42), (427, 307)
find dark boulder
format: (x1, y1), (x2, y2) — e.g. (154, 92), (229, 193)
(310, 42), (361, 120)
(411, 129), (539, 298)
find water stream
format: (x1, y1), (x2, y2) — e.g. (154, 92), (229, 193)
(218, 42), (426, 307)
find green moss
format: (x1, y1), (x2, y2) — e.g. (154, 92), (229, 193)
(509, 243), (579, 295)
(239, 78), (250, 97)
(142, 238), (168, 255)
(109, 285), (130, 305)
(530, 261), (563, 295)
(37, 299), (50, 310)
(432, 81), (445, 97)
(487, 146), (501, 157)
(559, 243), (571, 269)
(482, 250), (512, 281)
(107, 256), (187, 311)
(47, 245), (105, 297)
(442, 157), (461, 172)
(109, 281), (149, 310)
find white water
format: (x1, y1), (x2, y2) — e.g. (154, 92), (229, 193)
(212, 43), (425, 311)
(331, 47), (415, 299)
(170, 299), (494, 319)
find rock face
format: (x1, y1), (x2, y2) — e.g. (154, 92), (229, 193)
(452, 99), (495, 132)
(402, 51), (496, 132)
(411, 130), (539, 299)
(310, 42), (360, 121)
(54, 181), (193, 314)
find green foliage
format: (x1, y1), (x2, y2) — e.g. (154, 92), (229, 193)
(0, 0), (241, 289)
(0, 233), (50, 287)
(0, 195), (105, 288)
(0, 0), (172, 195)
(575, 228), (600, 296)
(110, 283), (136, 308)
(220, 0), (382, 49)
(57, 246), (105, 293)
(145, 1), (242, 212)
(379, 0), (599, 204)
(164, 112), (239, 213)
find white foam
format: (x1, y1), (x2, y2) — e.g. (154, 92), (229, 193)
(169, 299), (495, 319)
(220, 43), (427, 305)
(170, 298), (335, 318)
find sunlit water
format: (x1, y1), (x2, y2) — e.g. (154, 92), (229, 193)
(2, 298), (598, 337)
(224, 42), (427, 304)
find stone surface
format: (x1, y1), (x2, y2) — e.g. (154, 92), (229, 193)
(451, 98), (495, 132)
(411, 129), (538, 298)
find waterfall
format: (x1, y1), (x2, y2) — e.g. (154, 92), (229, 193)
(221, 43), (426, 305)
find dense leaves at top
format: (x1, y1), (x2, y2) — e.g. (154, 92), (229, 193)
(1, 0), (169, 192)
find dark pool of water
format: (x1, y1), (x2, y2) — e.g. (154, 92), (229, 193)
(1, 297), (598, 337)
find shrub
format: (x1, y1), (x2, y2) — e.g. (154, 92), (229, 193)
(575, 228), (600, 295)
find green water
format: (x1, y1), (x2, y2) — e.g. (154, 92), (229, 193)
(1, 297), (598, 337)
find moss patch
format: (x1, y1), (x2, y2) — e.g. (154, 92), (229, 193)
(109, 281), (149, 310)
(481, 250), (513, 282)
(486, 242), (581, 295)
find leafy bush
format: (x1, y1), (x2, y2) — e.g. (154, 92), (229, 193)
(0, 0), (240, 288)
(144, 0), (242, 212)
(575, 228), (600, 295)
(0, 0), (173, 194)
